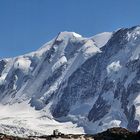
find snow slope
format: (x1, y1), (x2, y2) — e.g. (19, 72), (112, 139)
(91, 32), (112, 48)
(0, 102), (84, 137)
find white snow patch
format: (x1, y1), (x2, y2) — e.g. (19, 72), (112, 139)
(127, 27), (140, 41)
(14, 57), (31, 73)
(82, 40), (101, 58)
(92, 32), (112, 48)
(56, 31), (82, 42)
(127, 32), (131, 41)
(52, 56), (67, 72)
(103, 120), (121, 129)
(107, 61), (122, 74)
(72, 32), (82, 38)
(0, 73), (7, 85)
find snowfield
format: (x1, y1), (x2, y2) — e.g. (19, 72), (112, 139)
(0, 102), (84, 137)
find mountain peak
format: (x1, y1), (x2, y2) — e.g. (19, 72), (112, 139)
(56, 31), (82, 41)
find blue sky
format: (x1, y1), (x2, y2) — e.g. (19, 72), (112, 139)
(0, 0), (140, 58)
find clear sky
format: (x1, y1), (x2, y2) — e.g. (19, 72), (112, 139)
(0, 0), (140, 58)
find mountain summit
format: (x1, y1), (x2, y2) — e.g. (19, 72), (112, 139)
(0, 26), (140, 136)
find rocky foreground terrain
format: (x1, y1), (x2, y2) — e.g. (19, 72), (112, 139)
(0, 127), (140, 140)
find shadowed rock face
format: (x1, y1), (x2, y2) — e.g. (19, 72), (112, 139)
(127, 105), (139, 131)
(88, 96), (111, 122)
(0, 60), (7, 94)
(0, 60), (6, 76)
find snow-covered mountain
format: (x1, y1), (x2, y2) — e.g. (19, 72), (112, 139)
(1, 26), (140, 136)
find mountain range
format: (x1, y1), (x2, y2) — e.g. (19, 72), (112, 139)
(0, 26), (140, 136)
